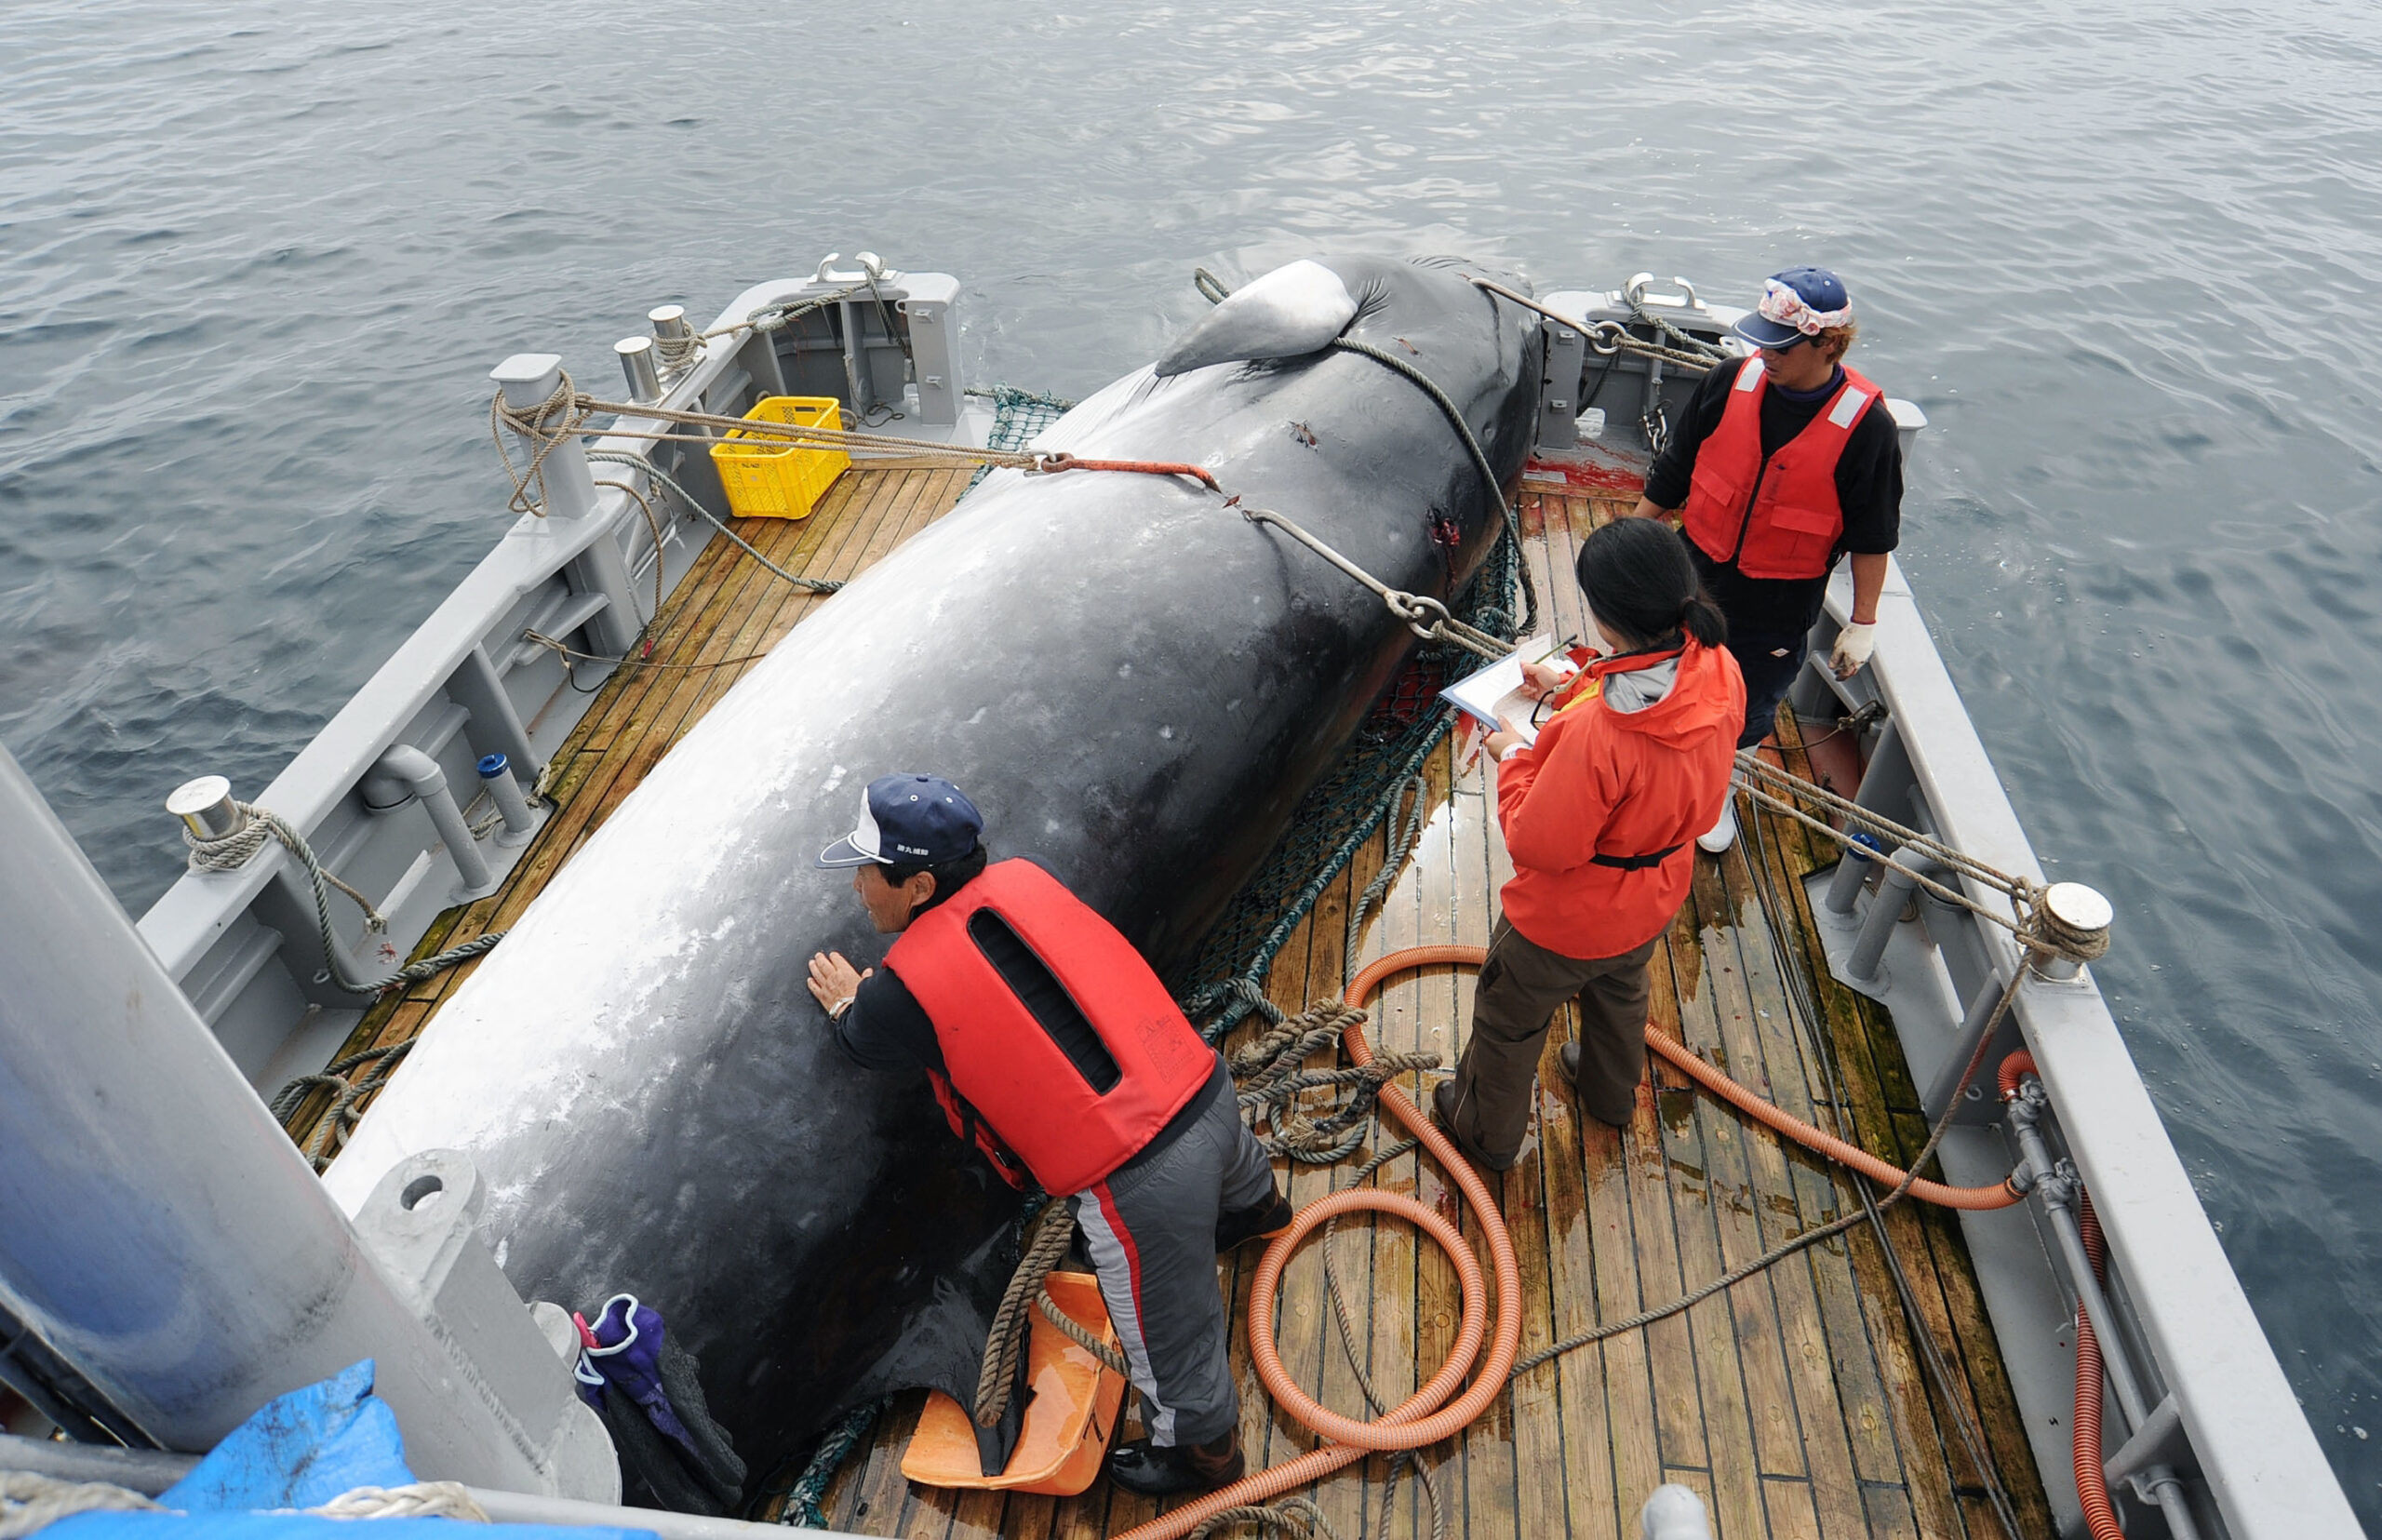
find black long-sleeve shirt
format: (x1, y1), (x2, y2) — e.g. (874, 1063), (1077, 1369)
(1644, 355), (1904, 635)
(826, 859), (1231, 1183)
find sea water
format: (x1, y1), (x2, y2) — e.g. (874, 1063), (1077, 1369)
(4, 0), (2378, 1515)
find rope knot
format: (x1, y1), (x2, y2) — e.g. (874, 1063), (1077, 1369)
(488, 369), (594, 517)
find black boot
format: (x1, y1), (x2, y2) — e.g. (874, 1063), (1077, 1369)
(1108, 1432), (1246, 1496)
(1214, 1185), (1294, 1252)
(1430, 1078), (1514, 1172)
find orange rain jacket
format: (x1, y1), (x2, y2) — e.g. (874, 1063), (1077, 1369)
(1493, 638), (1746, 960)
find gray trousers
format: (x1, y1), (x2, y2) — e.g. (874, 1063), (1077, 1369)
(1070, 1065), (1274, 1447)
(1444, 917), (1660, 1160)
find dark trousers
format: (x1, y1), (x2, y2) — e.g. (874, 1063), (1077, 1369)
(1444, 918), (1661, 1160)
(1727, 625), (1811, 749)
(1069, 1067), (1274, 1448)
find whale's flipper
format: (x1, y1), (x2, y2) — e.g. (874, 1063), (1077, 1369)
(1156, 259), (1358, 376)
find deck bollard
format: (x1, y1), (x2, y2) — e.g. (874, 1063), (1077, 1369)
(489, 353), (646, 659)
(616, 336), (662, 405)
(166, 774), (245, 841)
(477, 754), (538, 847)
(2035, 882), (2113, 981)
(1846, 847), (1933, 987)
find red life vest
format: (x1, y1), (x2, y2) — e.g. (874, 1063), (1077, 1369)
(1680, 356), (1880, 581)
(884, 859), (1215, 1196)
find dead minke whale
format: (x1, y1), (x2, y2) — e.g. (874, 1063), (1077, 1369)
(321, 253), (1546, 1484)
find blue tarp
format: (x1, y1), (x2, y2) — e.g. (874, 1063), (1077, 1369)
(43, 1360), (654, 1540)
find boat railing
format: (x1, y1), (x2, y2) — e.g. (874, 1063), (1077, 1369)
(1788, 565), (2355, 1539)
(134, 271), (968, 1093)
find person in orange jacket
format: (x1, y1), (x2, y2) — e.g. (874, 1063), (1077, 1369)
(1432, 517), (1746, 1166)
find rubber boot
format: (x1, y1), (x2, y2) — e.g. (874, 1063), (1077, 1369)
(1696, 798), (1738, 854)
(1215, 1185), (1294, 1252)
(1430, 1078), (1514, 1172)
(1559, 1042), (1632, 1131)
(1108, 1432), (1245, 1496)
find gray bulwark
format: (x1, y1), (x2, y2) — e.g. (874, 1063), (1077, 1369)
(0, 744), (611, 1497)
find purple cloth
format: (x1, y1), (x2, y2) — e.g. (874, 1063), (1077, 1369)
(576, 1295), (697, 1454)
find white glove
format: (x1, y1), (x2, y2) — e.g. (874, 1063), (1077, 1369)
(1829, 622), (1877, 679)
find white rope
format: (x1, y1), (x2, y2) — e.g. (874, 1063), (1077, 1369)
(307, 1482), (489, 1522)
(0, 1473), (162, 1539)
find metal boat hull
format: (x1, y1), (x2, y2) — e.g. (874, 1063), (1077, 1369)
(322, 255), (1543, 1478)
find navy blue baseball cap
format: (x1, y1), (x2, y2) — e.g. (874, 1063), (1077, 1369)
(1733, 266), (1854, 350)
(816, 773), (984, 868)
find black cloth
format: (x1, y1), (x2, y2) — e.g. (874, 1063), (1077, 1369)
(1644, 355), (1904, 634)
(597, 1334), (746, 1516)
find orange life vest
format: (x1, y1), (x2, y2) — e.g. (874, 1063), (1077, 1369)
(885, 860), (1214, 1196)
(1680, 356), (1880, 581)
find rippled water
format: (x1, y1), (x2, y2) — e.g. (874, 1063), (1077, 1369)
(6, 0), (2380, 1514)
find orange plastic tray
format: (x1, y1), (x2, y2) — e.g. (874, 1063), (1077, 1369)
(900, 1269), (1128, 1494)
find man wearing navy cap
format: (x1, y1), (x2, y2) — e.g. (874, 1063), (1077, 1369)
(1626, 266), (1904, 852)
(803, 773), (1289, 1497)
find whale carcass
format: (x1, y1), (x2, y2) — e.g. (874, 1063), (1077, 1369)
(324, 254), (1545, 1482)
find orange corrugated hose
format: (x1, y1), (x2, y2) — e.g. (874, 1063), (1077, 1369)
(1118, 940), (2020, 1539)
(2073, 1195), (2127, 1540)
(1109, 945), (1519, 1540)
(2002, 1051), (2127, 1539)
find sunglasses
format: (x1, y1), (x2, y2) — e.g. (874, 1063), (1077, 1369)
(1759, 333), (1815, 354)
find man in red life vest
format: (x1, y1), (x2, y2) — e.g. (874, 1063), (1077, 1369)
(1625, 266), (1904, 852)
(802, 773), (1289, 1497)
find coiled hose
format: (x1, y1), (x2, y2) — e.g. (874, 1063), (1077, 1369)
(1119, 942), (2016, 1539)
(1111, 948), (1523, 1540)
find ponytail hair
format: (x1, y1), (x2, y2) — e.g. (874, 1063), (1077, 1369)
(1575, 518), (1729, 652)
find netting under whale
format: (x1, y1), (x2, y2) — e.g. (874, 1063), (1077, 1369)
(1173, 529), (1519, 1040)
(965, 385), (1077, 489)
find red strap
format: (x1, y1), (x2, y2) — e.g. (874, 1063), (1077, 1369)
(1033, 451), (1219, 490)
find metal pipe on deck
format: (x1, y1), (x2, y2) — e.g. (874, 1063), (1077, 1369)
(368, 743), (494, 898)
(0, 745), (594, 1491)
(449, 641), (543, 785)
(478, 754), (537, 846)
(1845, 847), (1933, 986)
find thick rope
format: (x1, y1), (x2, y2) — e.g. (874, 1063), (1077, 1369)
(1190, 1498), (1342, 1540)
(270, 1039), (413, 1172)
(0, 1473), (160, 1539)
(490, 372), (596, 516)
(307, 1482), (488, 1521)
(183, 803), (505, 998)
(772, 1399), (883, 1529)
(584, 452), (842, 595)
(971, 1200), (1082, 1427)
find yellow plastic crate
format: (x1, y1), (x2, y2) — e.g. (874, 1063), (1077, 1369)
(708, 395), (850, 520)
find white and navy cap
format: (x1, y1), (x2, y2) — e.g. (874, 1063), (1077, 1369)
(1733, 266), (1854, 350)
(816, 773), (984, 868)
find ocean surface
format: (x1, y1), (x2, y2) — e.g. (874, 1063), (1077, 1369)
(4, 0), (2378, 1518)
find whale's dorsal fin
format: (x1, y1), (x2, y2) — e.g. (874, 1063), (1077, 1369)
(1155, 259), (1359, 377)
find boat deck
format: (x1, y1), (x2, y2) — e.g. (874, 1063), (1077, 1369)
(290, 467), (2052, 1540)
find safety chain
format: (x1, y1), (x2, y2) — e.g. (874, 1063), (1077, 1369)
(1232, 503), (1510, 663)
(1467, 275), (1721, 374)
(183, 803), (507, 998)
(1193, 266), (1538, 638)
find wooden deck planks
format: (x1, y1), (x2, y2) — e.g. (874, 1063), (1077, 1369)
(300, 475), (2055, 1540)
(285, 465), (972, 1157)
